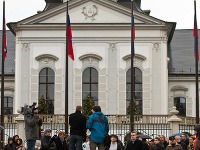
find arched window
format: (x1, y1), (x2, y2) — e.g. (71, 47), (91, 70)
(126, 68), (142, 115)
(174, 97), (186, 116)
(4, 97), (13, 115)
(39, 68), (55, 114)
(82, 67), (98, 107)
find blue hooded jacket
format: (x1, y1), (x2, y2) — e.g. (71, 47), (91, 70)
(86, 112), (109, 144)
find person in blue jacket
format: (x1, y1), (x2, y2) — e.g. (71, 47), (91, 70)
(86, 106), (109, 150)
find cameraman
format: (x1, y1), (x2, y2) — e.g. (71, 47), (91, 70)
(24, 105), (42, 150)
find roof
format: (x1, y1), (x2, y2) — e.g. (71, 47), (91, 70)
(168, 29), (200, 75)
(43, 0), (144, 13)
(0, 31), (15, 74)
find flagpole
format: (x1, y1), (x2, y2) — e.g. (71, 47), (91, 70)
(130, 0), (135, 131)
(65, 0), (69, 135)
(194, 0), (199, 124)
(1, 0), (5, 147)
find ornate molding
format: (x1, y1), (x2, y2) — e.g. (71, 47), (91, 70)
(153, 42), (160, 51)
(80, 54), (101, 64)
(108, 43), (117, 51)
(82, 5), (98, 21)
(171, 85), (188, 92)
(122, 54), (146, 61)
(35, 54), (59, 64)
(0, 86), (15, 91)
(79, 54), (102, 61)
(22, 43), (30, 51)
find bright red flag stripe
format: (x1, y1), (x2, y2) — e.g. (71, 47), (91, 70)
(132, 15), (135, 40)
(194, 0), (199, 61)
(67, 15), (74, 61)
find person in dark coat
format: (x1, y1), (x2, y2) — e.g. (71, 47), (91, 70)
(160, 135), (168, 148)
(181, 133), (189, 147)
(23, 104), (42, 150)
(166, 136), (182, 150)
(41, 129), (56, 150)
(151, 137), (165, 150)
(53, 131), (67, 150)
(12, 135), (19, 149)
(3, 137), (16, 150)
(125, 131), (144, 150)
(175, 135), (187, 150)
(194, 125), (200, 150)
(69, 106), (86, 150)
(141, 139), (150, 150)
(105, 134), (124, 150)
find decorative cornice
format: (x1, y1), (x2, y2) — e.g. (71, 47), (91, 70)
(171, 85), (188, 92)
(122, 54), (146, 61)
(0, 86), (15, 91)
(35, 54), (59, 61)
(79, 54), (102, 61)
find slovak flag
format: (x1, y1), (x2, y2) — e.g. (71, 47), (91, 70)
(193, 0), (199, 61)
(67, 15), (74, 61)
(3, 20), (7, 60)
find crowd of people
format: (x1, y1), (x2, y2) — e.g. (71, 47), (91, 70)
(2, 104), (200, 150)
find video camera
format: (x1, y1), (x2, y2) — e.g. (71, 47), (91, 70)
(20, 102), (38, 115)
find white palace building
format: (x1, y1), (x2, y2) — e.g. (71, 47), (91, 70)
(0, 0), (199, 117)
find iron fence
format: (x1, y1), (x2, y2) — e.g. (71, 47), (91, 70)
(179, 124), (195, 136)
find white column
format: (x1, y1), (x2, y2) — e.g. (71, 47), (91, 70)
(14, 41), (22, 114)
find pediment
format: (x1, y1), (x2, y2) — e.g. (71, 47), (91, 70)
(18, 0), (165, 25)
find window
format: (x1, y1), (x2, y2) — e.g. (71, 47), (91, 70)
(4, 97), (13, 115)
(39, 68), (55, 114)
(126, 68), (142, 115)
(82, 67), (98, 106)
(174, 97), (186, 116)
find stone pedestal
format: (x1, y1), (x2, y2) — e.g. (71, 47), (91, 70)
(167, 106), (182, 135)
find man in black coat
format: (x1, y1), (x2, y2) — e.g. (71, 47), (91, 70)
(175, 135), (187, 150)
(41, 129), (56, 150)
(126, 131), (144, 150)
(151, 137), (165, 150)
(69, 106), (86, 150)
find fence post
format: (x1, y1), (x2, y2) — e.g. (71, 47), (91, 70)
(167, 106), (182, 135)
(15, 112), (25, 141)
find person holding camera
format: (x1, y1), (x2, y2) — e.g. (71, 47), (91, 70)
(24, 104), (42, 150)
(41, 129), (56, 150)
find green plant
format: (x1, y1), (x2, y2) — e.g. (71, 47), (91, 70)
(83, 96), (94, 119)
(127, 100), (140, 115)
(38, 95), (48, 114)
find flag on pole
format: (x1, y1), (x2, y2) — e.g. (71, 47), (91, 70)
(3, 22), (7, 60)
(131, 14), (135, 56)
(193, 0), (199, 61)
(67, 15), (74, 61)
(132, 15), (136, 40)
(3, 2), (7, 60)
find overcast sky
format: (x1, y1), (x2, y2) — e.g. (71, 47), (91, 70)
(0, 0), (198, 29)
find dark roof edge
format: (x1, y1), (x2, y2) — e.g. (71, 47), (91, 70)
(7, 23), (16, 36)
(169, 73), (198, 76)
(167, 22), (176, 45)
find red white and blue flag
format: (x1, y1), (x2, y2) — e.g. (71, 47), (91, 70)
(67, 15), (74, 61)
(194, 0), (199, 61)
(3, 19), (7, 60)
(131, 15), (135, 56)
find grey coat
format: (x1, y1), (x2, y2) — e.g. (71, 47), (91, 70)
(24, 114), (42, 141)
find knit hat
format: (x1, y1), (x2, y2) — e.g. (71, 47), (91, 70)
(44, 129), (52, 135)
